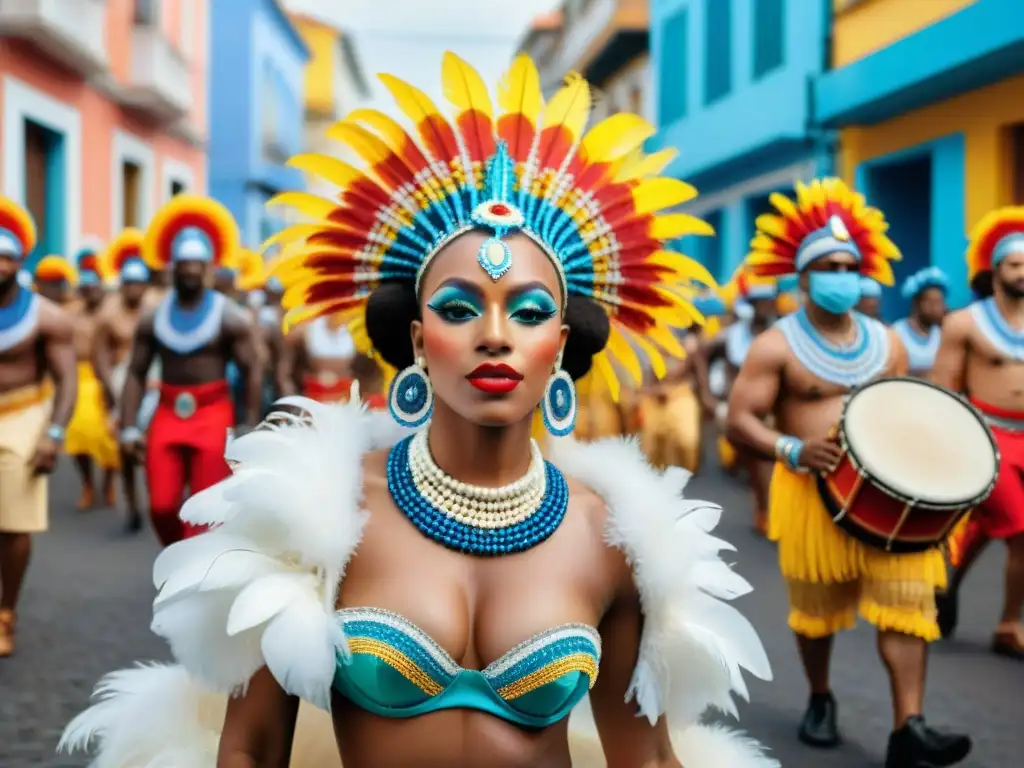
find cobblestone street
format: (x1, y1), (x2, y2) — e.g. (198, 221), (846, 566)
(2, 449), (1021, 767)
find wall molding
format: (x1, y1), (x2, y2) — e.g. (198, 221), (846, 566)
(681, 159), (818, 217)
(111, 129), (157, 234)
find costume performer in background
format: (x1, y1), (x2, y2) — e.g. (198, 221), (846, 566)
(932, 207), (1024, 658)
(93, 229), (150, 531)
(857, 276), (884, 319)
(0, 199), (77, 657)
(62, 53), (776, 768)
(700, 272), (777, 535)
(117, 195), (261, 547)
(728, 179), (972, 767)
(893, 267), (948, 378)
(277, 312), (359, 403)
(775, 273), (801, 316)
(32, 254), (77, 306)
(65, 247), (119, 509)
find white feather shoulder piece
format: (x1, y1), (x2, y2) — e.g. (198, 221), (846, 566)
(549, 436), (773, 726)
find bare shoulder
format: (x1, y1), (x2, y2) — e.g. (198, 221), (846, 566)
(747, 326), (789, 365)
(37, 297), (73, 341)
(135, 305), (157, 335)
(222, 298), (254, 333)
(941, 307), (974, 341)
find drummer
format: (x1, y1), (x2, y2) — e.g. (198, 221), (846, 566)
(728, 179), (971, 766)
(931, 207), (1024, 658)
(893, 267), (948, 378)
(857, 276), (884, 320)
(697, 271), (777, 534)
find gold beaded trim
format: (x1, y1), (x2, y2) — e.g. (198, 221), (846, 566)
(496, 652), (598, 700)
(347, 637), (444, 696)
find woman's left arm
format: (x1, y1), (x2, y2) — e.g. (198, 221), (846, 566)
(590, 579), (681, 768)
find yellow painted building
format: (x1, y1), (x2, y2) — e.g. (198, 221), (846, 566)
(815, 0), (1024, 310)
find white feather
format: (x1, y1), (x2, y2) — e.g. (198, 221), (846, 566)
(226, 572), (317, 636)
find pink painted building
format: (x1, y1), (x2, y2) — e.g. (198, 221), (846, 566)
(0, 0), (209, 264)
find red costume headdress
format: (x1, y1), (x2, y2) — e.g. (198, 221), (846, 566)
(34, 255), (79, 286)
(102, 228), (148, 280)
(745, 177), (900, 284)
(143, 195), (239, 270)
(966, 206), (1024, 284)
(0, 197), (37, 260)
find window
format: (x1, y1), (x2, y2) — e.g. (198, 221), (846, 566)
(170, 180), (186, 197)
(753, 0), (785, 78)
(704, 0), (732, 105)
(122, 161), (141, 227)
(658, 10), (688, 124)
(24, 121), (50, 249)
(133, 0), (159, 26)
(1010, 123), (1024, 206)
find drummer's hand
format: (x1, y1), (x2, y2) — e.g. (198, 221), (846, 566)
(799, 438), (843, 473)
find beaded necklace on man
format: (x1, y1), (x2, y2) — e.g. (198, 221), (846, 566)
(777, 306), (889, 388)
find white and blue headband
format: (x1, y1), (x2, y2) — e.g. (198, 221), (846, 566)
(796, 215), (861, 272)
(171, 227), (214, 262)
(992, 232), (1024, 267)
(858, 277), (882, 298)
(900, 266), (949, 300)
(79, 270), (102, 287)
(744, 283), (777, 301)
(0, 227), (24, 260)
(120, 258), (150, 283)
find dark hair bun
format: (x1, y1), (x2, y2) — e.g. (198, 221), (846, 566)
(363, 283), (610, 380)
(365, 281), (419, 369)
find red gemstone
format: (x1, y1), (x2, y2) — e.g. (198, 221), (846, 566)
(489, 203), (511, 215)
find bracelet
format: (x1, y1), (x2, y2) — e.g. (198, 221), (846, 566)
(120, 425), (143, 444)
(774, 435), (805, 471)
(45, 424), (65, 443)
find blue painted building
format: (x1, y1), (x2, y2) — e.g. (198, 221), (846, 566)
(815, 0), (1024, 317)
(650, 0), (831, 284)
(208, 0), (309, 248)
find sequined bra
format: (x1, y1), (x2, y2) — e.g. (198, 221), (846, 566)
(333, 608), (600, 727)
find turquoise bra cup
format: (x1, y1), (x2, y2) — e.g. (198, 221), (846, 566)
(333, 608), (601, 728)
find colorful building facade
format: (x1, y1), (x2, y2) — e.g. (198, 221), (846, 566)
(650, 0), (832, 283)
(208, 0), (308, 249)
(0, 0), (209, 266)
(289, 13), (370, 201)
(816, 0), (1024, 316)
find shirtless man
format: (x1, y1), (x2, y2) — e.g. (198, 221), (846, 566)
(893, 267), (948, 378)
(857, 276), (884, 320)
(93, 229), (149, 530)
(119, 196), (261, 546)
(64, 251), (118, 509)
(277, 313), (359, 403)
(699, 277), (777, 534)
(32, 255), (77, 306)
(728, 181), (971, 767)
(932, 208), (1024, 658)
(0, 199), (77, 657)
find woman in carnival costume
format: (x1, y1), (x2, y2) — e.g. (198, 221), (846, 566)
(64, 245), (120, 508)
(61, 53), (776, 768)
(732, 179), (971, 766)
(892, 266), (948, 378)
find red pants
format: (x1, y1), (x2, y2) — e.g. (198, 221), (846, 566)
(303, 375), (353, 403)
(146, 380), (233, 546)
(955, 398), (1024, 561)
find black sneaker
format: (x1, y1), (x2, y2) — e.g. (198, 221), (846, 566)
(885, 715), (971, 767)
(797, 691), (841, 748)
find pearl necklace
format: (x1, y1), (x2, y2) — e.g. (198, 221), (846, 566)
(387, 431), (570, 556)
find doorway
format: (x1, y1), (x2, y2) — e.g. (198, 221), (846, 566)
(23, 119), (66, 267)
(1009, 122), (1024, 205)
(862, 152), (933, 320)
(122, 161), (142, 227)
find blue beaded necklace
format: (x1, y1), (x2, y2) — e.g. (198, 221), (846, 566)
(0, 284), (39, 353)
(778, 307), (889, 387)
(893, 318), (941, 372)
(386, 432), (569, 556)
(971, 297), (1024, 361)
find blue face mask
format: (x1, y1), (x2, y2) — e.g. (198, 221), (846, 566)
(808, 272), (862, 314)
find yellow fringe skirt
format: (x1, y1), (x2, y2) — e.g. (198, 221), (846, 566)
(65, 362), (120, 470)
(769, 464), (947, 641)
(638, 384), (702, 472)
(717, 435), (738, 471)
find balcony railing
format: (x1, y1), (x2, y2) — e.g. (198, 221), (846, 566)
(0, 0), (107, 76)
(122, 22), (193, 121)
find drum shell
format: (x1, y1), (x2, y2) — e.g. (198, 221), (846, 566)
(817, 451), (971, 554)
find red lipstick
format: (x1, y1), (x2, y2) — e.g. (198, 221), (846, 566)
(466, 362), (523, 394)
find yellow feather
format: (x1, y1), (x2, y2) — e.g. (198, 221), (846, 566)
(346, 109), (414, 150)
(650, 251), (717, 287)
(592, 352), (621, 402)
(260, 223), (323, 254)
(266, 192), (336, 222)
(605, 330), (643, 387)
(441, 51), (494, 118)
(541, 72), (590, 141)
(627, 330), (667, 379)
(613, 148), (678, 182)
(580, 113), (654, 163)
(769, 192), (799, 220)
(377, 73), (448, 133)
(287, 154), (363, 191)
(646, 324), (686, 359)
(326, 121), (392, 166)
(650, 213), (715, 239)
(497, 54), (543, 122)
(631, 178), (697, 215)
(754, 213), (791, 239)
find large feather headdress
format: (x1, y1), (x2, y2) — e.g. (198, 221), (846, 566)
(966, 206), (1024, 284)
(143, 195), (240, 270)
(0, 197), (37, 261)
(266, 52), (715, 399)
(102, 228), (149, 283)
(745, 177), (900, 285)
(34, 255), (79, 287)
(236, 249), (266, 291)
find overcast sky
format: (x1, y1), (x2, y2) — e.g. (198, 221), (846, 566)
(283, 0), (562, 107)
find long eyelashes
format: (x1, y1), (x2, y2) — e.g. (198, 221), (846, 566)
(426, 288), (559, 326)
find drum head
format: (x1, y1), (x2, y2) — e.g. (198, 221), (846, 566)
(844, 379), (996, 506)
